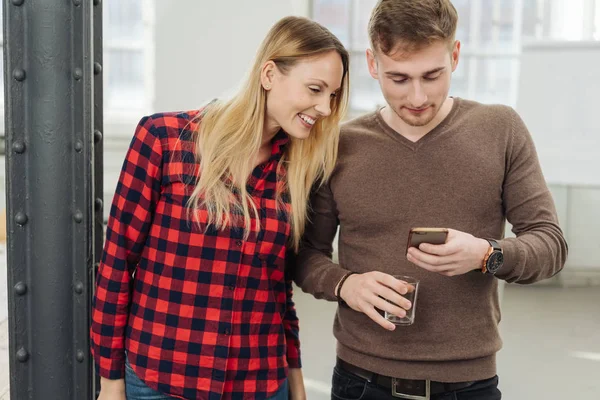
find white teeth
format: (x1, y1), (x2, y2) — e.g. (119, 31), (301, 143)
(299, 114), (315, 125)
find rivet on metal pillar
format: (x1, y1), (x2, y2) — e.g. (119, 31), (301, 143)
(14, 212), (28, 226)
(14, 282), (28, 296)
(74, 281), (84, 294)
(74, 211), (84, 223)
(12, 141), (26, 153)
(94, 129), (103, 143)
(13, 69), (26, 81)
(16, 348), (29, 363)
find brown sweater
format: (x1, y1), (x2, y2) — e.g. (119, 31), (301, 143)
(293, 97), (568, 382)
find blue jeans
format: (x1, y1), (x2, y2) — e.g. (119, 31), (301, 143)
(268, 379), (289, 400)
(124, 359), (173, 400)
(125, 358), (289, 400)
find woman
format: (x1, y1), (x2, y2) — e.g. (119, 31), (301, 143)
(91, 16), (349, 400)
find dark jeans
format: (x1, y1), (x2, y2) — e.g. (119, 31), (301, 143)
(331, 365), (501, 400)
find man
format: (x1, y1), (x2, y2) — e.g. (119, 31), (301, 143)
(292, 0), (568, 399)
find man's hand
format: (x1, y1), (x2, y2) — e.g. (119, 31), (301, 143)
(339, 271), (413, 331)
(288, 368), (306, 400)
(97, 377), (126, 400)
(407, 228), (489, 276)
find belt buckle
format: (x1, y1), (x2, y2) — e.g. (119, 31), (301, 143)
(391, 378), (430, 400)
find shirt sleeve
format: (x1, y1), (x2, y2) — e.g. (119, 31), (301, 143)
(495, 108), (568, 283)
(90, 116), (163, 379)
(282, 270), (302, 368)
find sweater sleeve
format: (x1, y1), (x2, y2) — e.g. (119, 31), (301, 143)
(291, 182), (351, 301)
(495, 108), (568, 284)
(90, 116), (163, 379)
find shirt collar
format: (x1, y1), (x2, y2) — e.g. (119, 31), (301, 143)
(270, 129), (289, 160)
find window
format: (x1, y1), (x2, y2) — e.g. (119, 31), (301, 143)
(312, 0), (600, 112)
(104, 0), (155, 123)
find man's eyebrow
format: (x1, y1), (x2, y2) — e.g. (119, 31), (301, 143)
(384, 67), (446, 79)
(423, 67), (446, 75)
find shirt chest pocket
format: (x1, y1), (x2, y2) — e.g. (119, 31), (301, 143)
(158, 181), (212, 231)
(253, 197), (291, 282)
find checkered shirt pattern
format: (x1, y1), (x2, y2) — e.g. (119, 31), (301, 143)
(91, 110), (300, 400)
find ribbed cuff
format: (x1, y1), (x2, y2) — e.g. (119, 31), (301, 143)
(495, 238), (523, 281)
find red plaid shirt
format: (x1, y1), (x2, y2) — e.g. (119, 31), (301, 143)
(91, 110), (301, 400)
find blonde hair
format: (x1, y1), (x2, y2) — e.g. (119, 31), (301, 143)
(369, 0), (458, 55)
(188, 16), (349, 251)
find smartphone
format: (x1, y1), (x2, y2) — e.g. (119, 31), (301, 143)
(406, 227), (448, 254)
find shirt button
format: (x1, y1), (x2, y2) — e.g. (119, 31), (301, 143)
(224, 328), (231, 335)
(228, 284), (235, 290)
(235, 240), (243, 247)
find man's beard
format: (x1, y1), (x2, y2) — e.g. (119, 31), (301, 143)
(393, 105), (437, 127)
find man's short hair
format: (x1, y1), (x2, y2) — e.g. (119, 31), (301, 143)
(368, 0), (458, 55)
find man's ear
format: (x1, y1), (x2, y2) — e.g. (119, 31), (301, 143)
(451, 40), (461, 72)
(366, 49), (379, 80)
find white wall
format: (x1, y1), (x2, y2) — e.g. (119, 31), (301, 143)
(152, 0), (310, 112)
(517, 41), (600, 275)
(517, 41), (600, 187)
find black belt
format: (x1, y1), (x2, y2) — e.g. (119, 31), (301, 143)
(337, 358), (475, 399)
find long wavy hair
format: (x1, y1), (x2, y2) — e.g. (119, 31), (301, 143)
(188, 16), (350, 251)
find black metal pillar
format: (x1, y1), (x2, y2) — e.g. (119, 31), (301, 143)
(3, 0), (103, 398)
(92, 0), (104, 397)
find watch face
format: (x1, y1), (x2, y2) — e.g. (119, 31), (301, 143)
(487, 252), (504, 274)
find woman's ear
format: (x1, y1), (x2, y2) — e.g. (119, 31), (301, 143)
(261, 60), (276, 91)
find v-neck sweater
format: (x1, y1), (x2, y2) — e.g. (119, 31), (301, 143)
(293, 97), (568, 382)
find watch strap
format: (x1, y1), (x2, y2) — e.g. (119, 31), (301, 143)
(482, 239), (502, 274)
(486, 239), (501, 252)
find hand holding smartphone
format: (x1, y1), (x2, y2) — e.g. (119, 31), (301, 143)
(406, 227), (448, 254)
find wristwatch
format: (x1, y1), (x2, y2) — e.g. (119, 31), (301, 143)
(482, 239), (503, 274)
